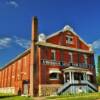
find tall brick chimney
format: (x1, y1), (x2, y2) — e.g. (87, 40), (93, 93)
(31, 16), (38, 42)
(30, 16), (38, 96)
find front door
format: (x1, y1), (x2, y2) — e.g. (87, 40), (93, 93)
(23, 83), (28, 95)
(23, 80), (29, 95)
(74, 72), (83, 83)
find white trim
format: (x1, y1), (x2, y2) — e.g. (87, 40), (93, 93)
(63, 66), (88, 73)
(46, 25), (90, 48)
(69, 52), (73, 63)
(49, 69), (61, 74)
(83, 54), (87, 64)
(36, 42), (94, 54)
(86, 71), (93, 75)
(66, 35), (73, 44)
(84, 54), (87, 59)
(66, 35), (73, 38)
(49, 73), (59, 80)
(46, 30), (62, 39)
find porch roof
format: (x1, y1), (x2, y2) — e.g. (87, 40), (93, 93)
(63, 66), (89, 73)
(49, 69), (61, 74)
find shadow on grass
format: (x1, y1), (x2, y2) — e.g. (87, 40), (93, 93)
(0, 95), (17, 98)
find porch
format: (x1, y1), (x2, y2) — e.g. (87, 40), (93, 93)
(57, 67), (97, 95)
(63, 67), (93, 84)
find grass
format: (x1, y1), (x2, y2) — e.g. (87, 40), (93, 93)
(0, 93), (100, 100)
(46, 92), (100, 100)
(0, 96), (33, 100)
(0, 94), (33, 100)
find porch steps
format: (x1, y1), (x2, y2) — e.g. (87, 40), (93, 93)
(56, 81), (98, 95)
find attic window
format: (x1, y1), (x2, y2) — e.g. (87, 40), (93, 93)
(66, 36), (73, 44)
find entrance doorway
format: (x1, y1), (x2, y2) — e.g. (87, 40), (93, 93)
(74, 72), (83, 81)
(23, 80), (29, 95)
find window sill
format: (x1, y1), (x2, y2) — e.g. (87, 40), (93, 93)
(49, 79), (59, 81)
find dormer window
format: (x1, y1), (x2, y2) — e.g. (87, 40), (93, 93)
(51, 50), (56, 60)
(66, 36), (73, 44)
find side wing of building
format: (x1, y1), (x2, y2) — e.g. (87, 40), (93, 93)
(0, 49), (31, 94)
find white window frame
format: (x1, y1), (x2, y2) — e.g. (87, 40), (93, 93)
(49, 73), (59, 80)
(51, 50), (56, 60)
(84, 54), (87, 64)
(69, 52), (73, 63)
(66, 35), (73, 44)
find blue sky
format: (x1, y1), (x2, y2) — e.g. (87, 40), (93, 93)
(0, 0), (100, 70)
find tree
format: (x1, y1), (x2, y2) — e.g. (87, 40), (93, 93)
(97, 56), (100, 75)
(96, 74), (100, 85)
(96, 56), (100, 85)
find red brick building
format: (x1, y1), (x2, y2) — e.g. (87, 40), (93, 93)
(0, 17), (97, 96)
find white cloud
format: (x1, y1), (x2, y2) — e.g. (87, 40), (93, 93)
(6, 1), (19, 8)
(14, 36), (31, 49)
(92, 39), (100, 50)
(0, 37), (12, 49)
(0, 36), (31, 49)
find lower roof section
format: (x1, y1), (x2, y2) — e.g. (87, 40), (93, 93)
(36, 42), (94, 54)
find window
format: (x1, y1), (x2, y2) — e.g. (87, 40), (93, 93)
(49, 73), (59, 80)
(84, 54), (87, 64)
(66, 36), (73, 44)
(51, 50), (56, 60)
(69, 52), (73, 63)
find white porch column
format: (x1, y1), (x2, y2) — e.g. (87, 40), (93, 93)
(85, 72), (87, 81)
(83, 72), (86, 81)
(72, 72), (74, 83)
(71, 72), (74, 93)
(84, 72), (88, 93)
(69, 72), (72, 83)
(63, 73), (66, 83)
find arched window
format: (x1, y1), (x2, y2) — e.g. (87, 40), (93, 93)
(49, 73), (59, 80)
(49, 69), (61, 80)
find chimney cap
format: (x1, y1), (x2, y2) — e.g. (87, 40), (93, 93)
(32, 16), (37, 20)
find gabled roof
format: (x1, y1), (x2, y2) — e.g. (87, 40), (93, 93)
(0, 48), (30, 70)
(46, 25), (89, 47)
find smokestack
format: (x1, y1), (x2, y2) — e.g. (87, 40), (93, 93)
(32, 16), (38, 41)
(30, 16), (38, 96)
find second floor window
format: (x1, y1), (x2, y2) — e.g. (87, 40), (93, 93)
(66, 36), (73, 44)
(84, 54), (87, 64)
(51, 50), (56, 60)
(69, 52), (73, 63)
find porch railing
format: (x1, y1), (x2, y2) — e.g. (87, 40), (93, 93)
(41, 59), (94, 68)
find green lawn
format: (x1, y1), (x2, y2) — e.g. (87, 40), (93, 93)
(0, 95), (33, 100)
(0, 96), (34, 100)
(47, 96), (100, 100)
(47, 93), (100, 100)
(0, 93), (100, 100)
